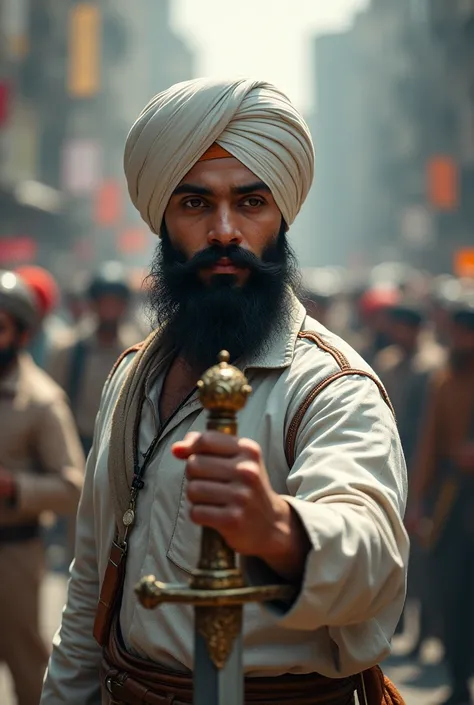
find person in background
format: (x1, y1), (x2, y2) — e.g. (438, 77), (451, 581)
(47, 261), (140, 457)
(355, 285), (400, 366)
(16, 265), (70, 369)
(0, 270), (84, 705)
(375, 301), (445, 467)
(62, 279), (89, 330)
(410, 296), (474, 705)
(429, 275), (464, 347)
(375, 302), (445, 655)
(300, 267), (342, 328)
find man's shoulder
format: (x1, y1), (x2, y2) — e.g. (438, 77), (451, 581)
(284, 316), (393, 418)
(292, 315), (377, 379)
(107, 340), (147, 384)
(373, 345), (403, 374)
(19, 354), (68, 407)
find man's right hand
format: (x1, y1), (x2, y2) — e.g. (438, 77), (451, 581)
(0, 467), (16, 499)
(457, 443), (474, 474)
(404, 502), (422, 535)
(404, 501), (433, 542)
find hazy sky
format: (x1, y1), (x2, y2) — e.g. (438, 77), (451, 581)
(172, 0), (368, 113)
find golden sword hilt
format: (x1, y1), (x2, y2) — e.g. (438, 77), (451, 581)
(135, 351), (294, 668)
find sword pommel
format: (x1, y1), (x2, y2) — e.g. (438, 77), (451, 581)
(196, 350), (252, 434)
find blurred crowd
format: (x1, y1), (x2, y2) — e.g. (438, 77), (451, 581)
(302, 262), (474, 705)
(1, 259), (474, 704)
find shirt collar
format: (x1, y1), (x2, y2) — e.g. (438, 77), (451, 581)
(242, 289), (307, 371)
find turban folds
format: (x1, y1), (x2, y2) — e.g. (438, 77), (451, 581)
(124, 78), (315, 235)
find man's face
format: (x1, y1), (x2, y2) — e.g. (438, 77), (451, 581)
(164, 158), (283, 284)
(0, 309), (25, 368)
(449, 322), (474, 356)
(389, 320), (420, 350)
(91, 294), (128, 324)
(0, 309), (21, 350)
(147, 157), (298, 370)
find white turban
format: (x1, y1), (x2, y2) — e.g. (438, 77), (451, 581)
(124, 77), (314, 235)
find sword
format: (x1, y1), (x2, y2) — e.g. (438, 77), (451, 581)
(135, 351), (295, 705)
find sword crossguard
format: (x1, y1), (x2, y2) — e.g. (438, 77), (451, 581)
(135, 575), (295, 609)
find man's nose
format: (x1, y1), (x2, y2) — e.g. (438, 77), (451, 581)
(207, 205), (242, 247)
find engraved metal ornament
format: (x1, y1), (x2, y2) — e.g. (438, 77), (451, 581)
(122, 508), (135, 527)
(196, 350), (252, 415)
(196, 606), (242, 669)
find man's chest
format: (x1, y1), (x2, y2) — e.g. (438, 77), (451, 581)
(440, 377), (474, 444)
(158, 360), (199, 425)
(0, 396), (37, 468)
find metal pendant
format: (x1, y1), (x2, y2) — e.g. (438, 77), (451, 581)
(122, 508), (135, 527)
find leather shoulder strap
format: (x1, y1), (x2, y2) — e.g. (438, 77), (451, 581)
(106, 341), (145, 385)
(285, 331), (394, 467)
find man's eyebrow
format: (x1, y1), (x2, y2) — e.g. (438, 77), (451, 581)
(172, 183), (213, 196)
(232, 181), (271, 196)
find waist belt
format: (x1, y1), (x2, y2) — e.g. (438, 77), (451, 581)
(0, 522), (39, 543)
(102, 618), (356, 705)
(101, 662), (356, 705)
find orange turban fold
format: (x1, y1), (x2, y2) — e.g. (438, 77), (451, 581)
(198, 143), (233, 162)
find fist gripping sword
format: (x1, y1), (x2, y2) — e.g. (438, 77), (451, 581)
(135, 351), (294, 705)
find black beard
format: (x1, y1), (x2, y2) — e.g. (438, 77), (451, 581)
(0, 345), (18, 371)
(146, 223), (300, 370)
(450, 349), (474, 372)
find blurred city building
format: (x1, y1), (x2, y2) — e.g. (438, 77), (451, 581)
(309, 0), (474, 275)
(0, 0), (195, 286)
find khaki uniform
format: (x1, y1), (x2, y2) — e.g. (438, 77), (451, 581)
(0, 353), (84, 705)
(47, 323), (140, 447)
(41, 296), (408, 705)
(375, 338), (445, 642)
(375, 337), (446, 467)
(413, 363), (474, 698)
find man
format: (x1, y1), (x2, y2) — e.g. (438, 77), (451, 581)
(355, 286), (400, 366)
(375, 302), (445, 654)
(375, 302), (445, 468)
(410, 297), (474, 705)
(41, 78), (408, 705)
(0, 270), (84, 705)
(300, 267), (342, 328)
(16, 265), (70, 369)
(47, 261), (139, 456)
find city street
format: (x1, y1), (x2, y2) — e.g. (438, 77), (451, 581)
(0, 574), (456, 705)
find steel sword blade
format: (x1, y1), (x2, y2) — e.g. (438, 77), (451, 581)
(194, 623), (243, 705)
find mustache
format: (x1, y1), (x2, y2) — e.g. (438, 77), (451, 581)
(167, 244), (284, 279)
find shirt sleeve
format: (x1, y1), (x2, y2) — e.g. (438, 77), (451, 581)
(15, 396), (85, 516)
(243, 373), (409, 634)
(40, 422), (102, 705)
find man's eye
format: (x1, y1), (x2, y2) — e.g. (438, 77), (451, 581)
(242, 197), (264, 207)
(184, 198), (206, 208)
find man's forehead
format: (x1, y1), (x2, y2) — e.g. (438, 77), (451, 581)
(177, 157), (268, 191)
